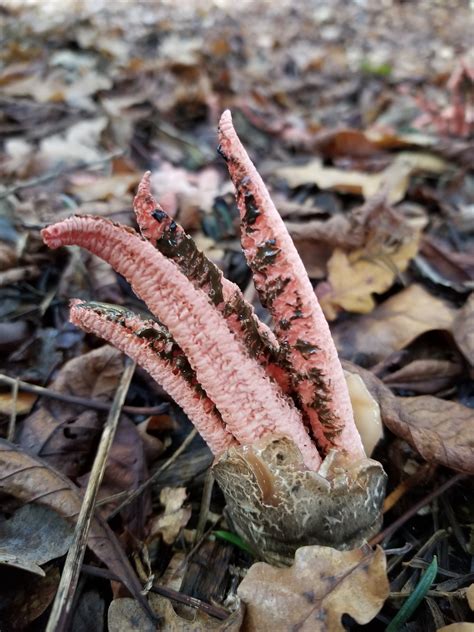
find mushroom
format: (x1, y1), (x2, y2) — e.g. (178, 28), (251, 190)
(42, 111), (386, 566)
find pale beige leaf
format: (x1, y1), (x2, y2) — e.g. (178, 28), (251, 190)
(276, 152), (446, 203)
(321, 234), (420, 318)
(238, 545), (388, 632)
(149, 487), (191, 545)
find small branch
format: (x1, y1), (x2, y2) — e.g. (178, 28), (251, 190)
(195, 468), (215, 543)
(46, 358), (138, 632)
(107, 428), (198, 521)
(0, 372), (168, 416)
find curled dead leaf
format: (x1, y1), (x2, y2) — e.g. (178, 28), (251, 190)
(237, 544), (388, 632)
(381, 395), (474, 475)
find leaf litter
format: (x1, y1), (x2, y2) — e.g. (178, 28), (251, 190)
(0, 0), (472, 630)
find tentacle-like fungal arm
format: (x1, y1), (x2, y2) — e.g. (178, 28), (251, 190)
(42, 114), (387, 564)
(133, 172), (291, 392)
(218, 110), (365, 461)
(42, 217), (321, 470)
(70, 300), (235, 455)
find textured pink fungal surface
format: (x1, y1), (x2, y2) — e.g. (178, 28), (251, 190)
(70, 300), (235, 455)
(41, 111), (371, 472)
(218, 109), (365, 460)
(42, 216), (321, 470)
(133, 172), (290, 391)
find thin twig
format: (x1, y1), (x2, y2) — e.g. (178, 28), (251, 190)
(370, 472), (466, 547)
(194, 468), (215, 544)
(107, 428), (198, 521)
(81, 563), (230, 620)
(6, 377), (19, 442)
(0, 373), (167, 416)
(0, 151), (123, 200)
(46, 358), (136, 632)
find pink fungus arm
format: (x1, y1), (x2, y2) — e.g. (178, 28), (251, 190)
(70, 300), (235, 455)
(42, 217), (321, 470)
(218, 110), (365, 460)
(134, 172), (290, 392)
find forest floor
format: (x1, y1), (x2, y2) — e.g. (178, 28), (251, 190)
(0, 1), (473, 630)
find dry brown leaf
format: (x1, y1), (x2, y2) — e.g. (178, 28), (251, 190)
(382, 358), (463, 394)
(0, 243), (18, 271)
(108, 594), (243, 632)
(0, 504), (73, 572)
(313, 128), (381, 158)
(148, 487), (191, 546)
(276, 152), (446, 203)
(0, 391), (37, 416)
(381, 395), (474, 474)
(237, 545), (388, 632)
(108, 598), (155, 632)
(321, 234), (420, 318)
(0, 439), (145, 601)
(18, 346), (125, 478)
(453, 293), (474, 366)
(333, 284), (456, 366)
(150, 593), (243, 631)
(0, 566), (60, 630)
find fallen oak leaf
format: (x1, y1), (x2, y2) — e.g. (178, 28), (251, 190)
(320, 233), (420, 318)
(0, 439), (145, 601)
(237, 544), (388, 632)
